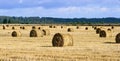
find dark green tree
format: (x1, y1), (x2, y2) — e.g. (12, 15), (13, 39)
(3, 19), (8, 24)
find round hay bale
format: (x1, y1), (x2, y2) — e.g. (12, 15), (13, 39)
(111, 26), (114, 29)
(30, 30), (37, 37)
(115, 33), (120, 43)
(30, 30), (43, 37)
(12, 27), (15, 30)
(38, 27), (41, 30)
(49, 25), (52, 28)
(85, 27), (88, 30)
(67, 28), (74, 32)
(76, 26), (79, 29)
(3, 25), (5, 30)
(20, 27), (22, 29)
(61, 26), (63, 28)
(22, 26), (25, 29)
(6, 25), (9, 27)
(11, 31), (21, 37)
(53, 26), (56, 28)
(99, 30), (106, 37)
(32, 26), (36, 29)
(96, 28), (101, 34)
(107, 28), (111, 31)
(52, 33), (73, 47)
(94, 27), (97, 30)
(42, 29), (50, 36)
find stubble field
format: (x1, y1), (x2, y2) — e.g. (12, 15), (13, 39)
(0, 24), (119, 61)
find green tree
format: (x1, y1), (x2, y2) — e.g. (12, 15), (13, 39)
(3, 19), (8, 24)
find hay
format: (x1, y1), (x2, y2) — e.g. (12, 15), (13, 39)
(67, 28), (74, 32)
(115, 33), (120, 43)
(111, 26), (114, 29)
(3, 25), (5, 30)
(76, 26), (79, 29)
(23, 27), (25, 29)
(38, 27), (41, 30)
(96, 28), (101, 34)
(61, 26), (63, 28)
(49, 25), (52, 28)
(42, 29), (50, 36)
(30, 30), (37, 37)
(52, 33), (73, 47)
(12, 27), (15, 30)
(107, 28), (111, 31)
(11, 31), (21, 37)
(99, 30), (106, 37)
(85, 27), (88, 30)
(32, 26), (36, 29)
(94, 27), (97, 30)
(30, 30), (43, 37)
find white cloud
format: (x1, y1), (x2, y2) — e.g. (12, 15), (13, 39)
(0, 6), (120, 18)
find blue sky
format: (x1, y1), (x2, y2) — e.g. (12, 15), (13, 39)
(0, 0), (120, 18)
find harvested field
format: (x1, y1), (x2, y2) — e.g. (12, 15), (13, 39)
(0, 25), (119, 61)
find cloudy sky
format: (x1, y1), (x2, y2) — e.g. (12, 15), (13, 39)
(0, 0), (120, 18)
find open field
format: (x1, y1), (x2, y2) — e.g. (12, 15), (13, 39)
(0, 25), (119, 61)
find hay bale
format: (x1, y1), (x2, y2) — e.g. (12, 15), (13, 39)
(85, 27), (88, 30)
(94, 27), (97, 30)
(32, 26), (36, 29)
(3, 25), (5, 30)
(53, 26), (56, 28)
(99, 30), (106, 37)
(38, 27), (41, 30)
(115, 33), (120, 43)
(96, 28), (101, 34)
(61, 26), (63, 28)
(42, 29), (50, 36)
(6, 25), (9, 27)
(30, 30), (43, 37)
(67, 28), (74, 32)
(107, 28), (111, 31)
(111, 26), (114, 29)
(52, 33), (73, 47)
(22, 26), (25, 29)
(49, 25), (52, 28)
(12, 27), (15, 30)
(11, 31), (21, 37)
(99, 29), (112, 38)
(76, 26), (79, 29)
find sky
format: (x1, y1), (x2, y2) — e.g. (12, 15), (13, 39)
(0, 0), (120, 18)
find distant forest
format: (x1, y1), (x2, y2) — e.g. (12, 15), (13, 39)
(0, 16), (120, 25)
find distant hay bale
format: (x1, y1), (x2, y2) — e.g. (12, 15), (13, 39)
(12, 27), (15, 30)
(67, 28), (74, 32)
(111, 26), (114, 29)
(38, 27), (41, 30)
(61, 26), (63, 28)
(3, 25), (5, 30)
(115, 33), (120, 43)
(20, 27), (22, 29)
(11, 31), (21, 37)
(94, 27), (97, 30)
(49, 25), (52, 28)
(85, 27), (88, 30)
(30, 30), (43, 37)
(96, 28), (101, 34)
(42, 29), (50, 36)
(53, 26), (56, 28)
(99, 30), (106, 37)
(22, 26), (25, 29)
(6, 25), (9, 27)
(107, 28), (111, 31)
(52, 33), (73, 47)
(32, 26), (36, 29)
(76, 26), (79, 29)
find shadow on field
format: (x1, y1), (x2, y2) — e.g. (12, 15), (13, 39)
(41, 46), (53, 47)
(104, 42), (118, 44)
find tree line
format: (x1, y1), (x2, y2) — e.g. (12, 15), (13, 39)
(0, 16), (120, 25)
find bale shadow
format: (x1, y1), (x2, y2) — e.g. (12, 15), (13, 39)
(41, 46), (53, 47)
(104, 42), (118, 44)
